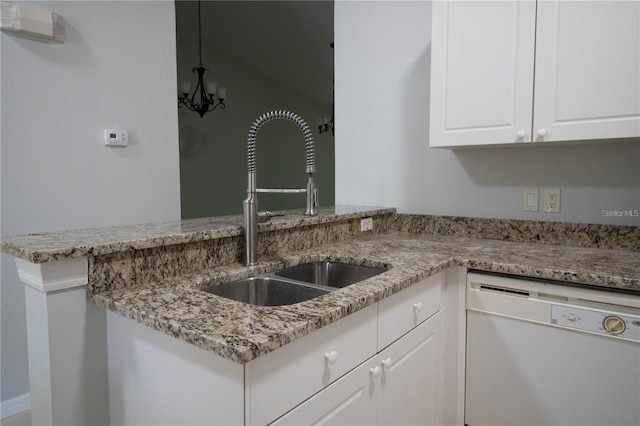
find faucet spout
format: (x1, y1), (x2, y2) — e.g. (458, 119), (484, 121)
(243, 110), (319, 266)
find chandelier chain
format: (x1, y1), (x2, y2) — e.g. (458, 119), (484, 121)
(197, 0), (202, 66)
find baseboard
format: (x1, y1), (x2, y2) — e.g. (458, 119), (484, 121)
(0, 393), (31, 419)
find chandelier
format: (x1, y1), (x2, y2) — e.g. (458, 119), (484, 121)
(178, 1), (226, 118)
(317, 102), (334, 136)
(318, 43), (334, 135)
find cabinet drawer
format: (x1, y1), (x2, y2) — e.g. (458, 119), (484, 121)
(245, 303), (377, 425)
(271, 355), (377, 426)
(377, 271), (443, 351)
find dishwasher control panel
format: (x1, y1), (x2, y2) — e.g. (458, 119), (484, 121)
(552, 305), (640, 342)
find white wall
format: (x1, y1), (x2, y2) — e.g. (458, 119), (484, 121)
(0, 0), (181, 415)
(335, 1), (640, 226)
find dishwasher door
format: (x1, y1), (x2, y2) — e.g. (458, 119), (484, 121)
(465, 272), (640, 426)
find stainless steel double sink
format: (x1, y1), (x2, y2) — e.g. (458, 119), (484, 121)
(203, 261), (387, 306)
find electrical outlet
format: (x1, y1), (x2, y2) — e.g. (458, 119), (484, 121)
(544, 189), (561, 213)
(523, 188), (539, 212)
(360, 217), (373, 232)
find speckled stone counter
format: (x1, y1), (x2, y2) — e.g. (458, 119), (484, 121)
(0, 205), (395, 263)
(393, 214), (640, 251)
(3, 207), (639, 364)
(90, 231), (639, 363)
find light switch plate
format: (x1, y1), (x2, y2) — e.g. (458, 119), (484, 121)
(523, 188), (539, 212)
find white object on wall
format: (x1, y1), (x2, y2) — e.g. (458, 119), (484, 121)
(104, 129), (128, 146)
(523, 188), (539, 212)
(0, 1), (65, 42)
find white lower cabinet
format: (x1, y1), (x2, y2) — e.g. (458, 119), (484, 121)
(273, 312), (444, 425)
(107, 271), (448, 425)
(270, 272), (445, 425)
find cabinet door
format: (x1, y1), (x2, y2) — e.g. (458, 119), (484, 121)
(271, 360), (376, 426)
(534, 0), (640, 142)
(376, 312), (444, 426)
(430, 0), (536, 147)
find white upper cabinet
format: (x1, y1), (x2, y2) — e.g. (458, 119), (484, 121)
(534, 1), (640, 142)
(430, 0), (640, 148)
(430, 0), (536, 147)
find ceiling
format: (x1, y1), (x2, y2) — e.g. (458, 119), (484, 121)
(175, 0), (335, 106)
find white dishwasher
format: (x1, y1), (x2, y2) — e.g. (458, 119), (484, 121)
(465, 272), (640, 426)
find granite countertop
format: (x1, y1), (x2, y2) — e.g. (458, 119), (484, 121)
(3, 206), (638, 364)
(89, 230), (640, 364)
(0, 206), (395, 263)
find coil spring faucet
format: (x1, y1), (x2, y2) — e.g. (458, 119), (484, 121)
(243, 110), (319, 266)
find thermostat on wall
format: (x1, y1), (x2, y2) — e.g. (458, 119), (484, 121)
(104, 129), (128, 146)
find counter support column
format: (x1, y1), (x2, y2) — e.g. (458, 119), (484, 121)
(16, 258), (109, 425)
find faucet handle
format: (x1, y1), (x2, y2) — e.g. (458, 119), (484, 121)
(257, 210), (285, 223)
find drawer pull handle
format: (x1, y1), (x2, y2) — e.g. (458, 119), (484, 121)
(517, 130), (526, 139)
(413, 302), (423, 312)
(324, 350), (338, 365)
(537, 128), (547, 138)
(381, 358), (392, 369)
(370, 366), (381, 378)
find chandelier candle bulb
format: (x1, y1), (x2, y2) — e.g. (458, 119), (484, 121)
(180, 81), (192, 95)
(206, 82), (218, 95)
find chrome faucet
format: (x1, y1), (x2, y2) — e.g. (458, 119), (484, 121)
(243, 110), (319, 266)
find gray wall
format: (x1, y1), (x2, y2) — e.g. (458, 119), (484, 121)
(335, 1), (639, 225)
(0, 1), (181, 415)
(176, 5), (335, 218)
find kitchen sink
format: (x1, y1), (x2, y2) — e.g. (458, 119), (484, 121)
(204, 261), (387, 306)
(203, 276), (332, 306)
(274, 261), (387, 288)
